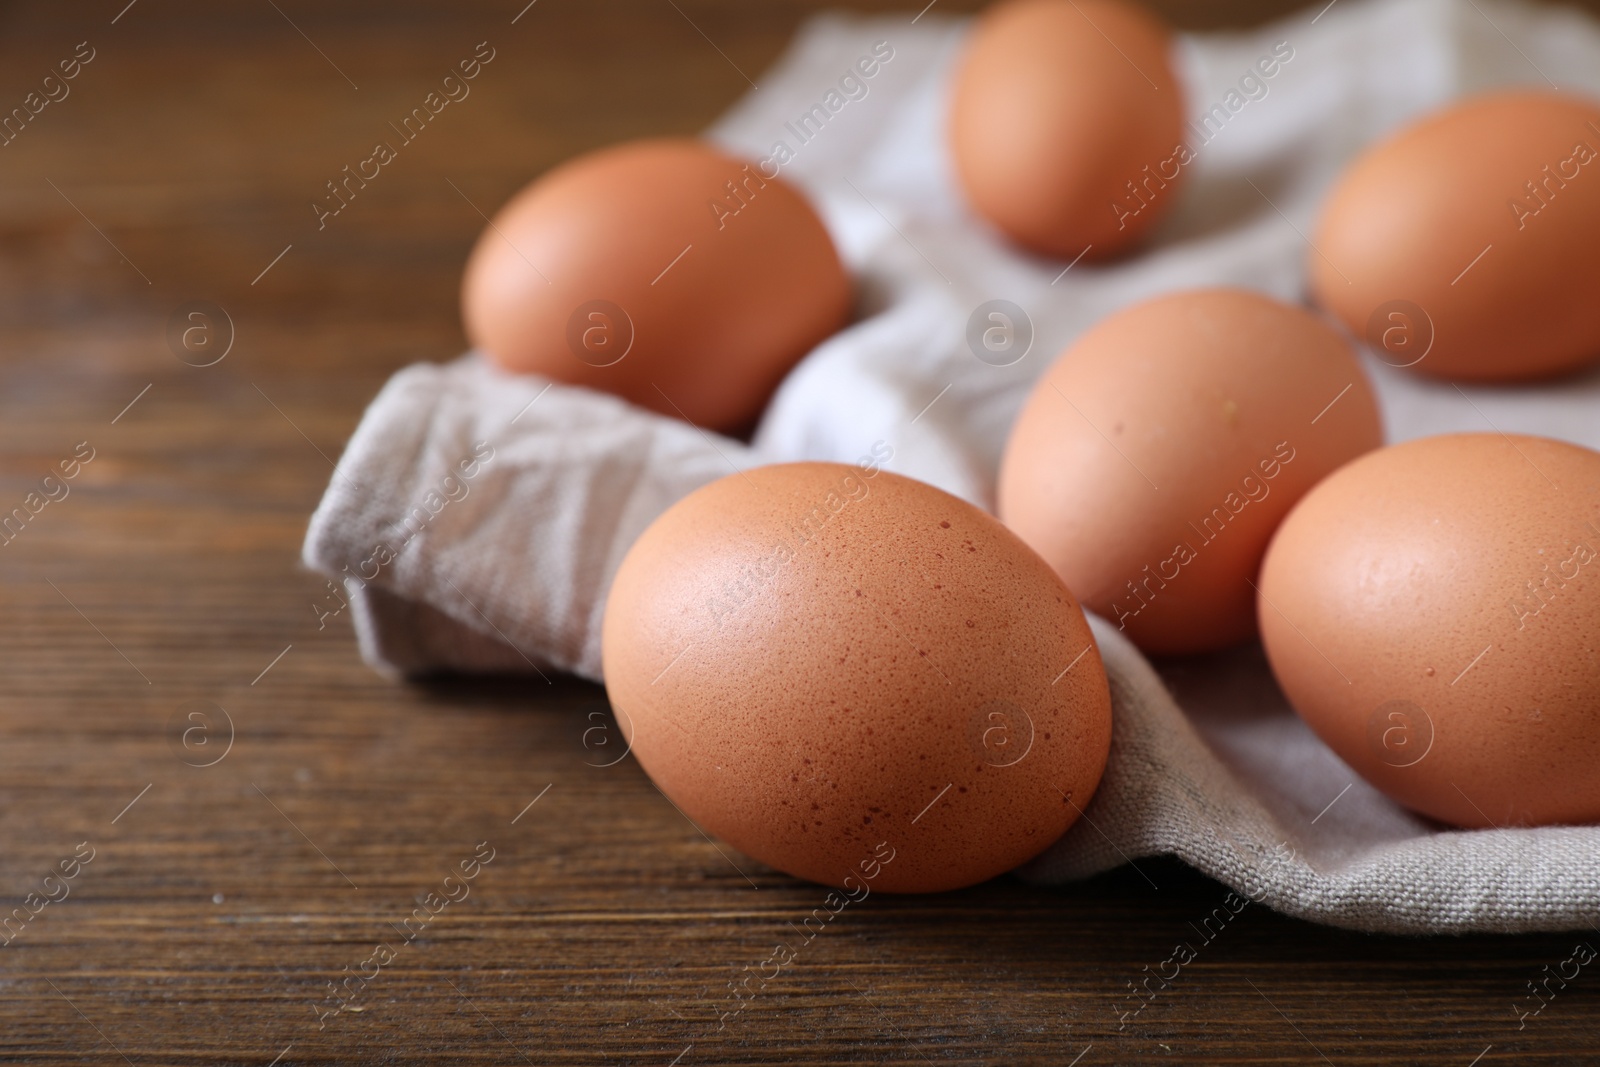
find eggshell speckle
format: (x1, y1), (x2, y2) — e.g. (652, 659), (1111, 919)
(602, 462), (1113, 893)
(1258, 434), (1600, 828)
(998, 288), (1383, 654)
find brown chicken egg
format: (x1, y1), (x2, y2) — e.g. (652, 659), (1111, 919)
(1258, 433), (1600, 829)
(998, 288), (1383, 655)
(948, 0), (1186, 259)
(461, 138), (851, 431)
(602, 462), (1113, 893)
(1311, 90), (1600, 381)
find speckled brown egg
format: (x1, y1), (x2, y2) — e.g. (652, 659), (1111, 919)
(601, 462), (1113, 893)
(1310, 91), (1600, 381)
(948, 0), (1187, 259)
(1258, 434), (1600, 828)
(461, 138), (851, 431)
(998, 288), (1383, 655)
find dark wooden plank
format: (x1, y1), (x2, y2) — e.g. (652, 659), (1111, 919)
(2, 1), (1598, 1063)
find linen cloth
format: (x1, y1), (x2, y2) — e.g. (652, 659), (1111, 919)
(305, 0), (1600, 933)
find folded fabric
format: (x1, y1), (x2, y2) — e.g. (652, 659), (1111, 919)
(304, 362), (757, 680)
(305, 0), (1600, 933)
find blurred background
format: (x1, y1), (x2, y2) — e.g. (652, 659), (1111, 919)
(2, 0), (1599, 1063)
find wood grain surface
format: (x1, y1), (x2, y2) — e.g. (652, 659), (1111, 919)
(2, 1), (1598, 1063)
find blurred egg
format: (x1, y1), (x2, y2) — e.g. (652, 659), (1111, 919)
(948, 0), (1186, 259)
(602, 462), (1112, 893)
(1258, 433), (1600, 828)
(461, 138), (851, 431)
(1311, 90), (1600, 381)
(998, 289), (1382, 654)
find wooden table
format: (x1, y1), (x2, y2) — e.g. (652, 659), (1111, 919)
(2, 1), (1596, 1062)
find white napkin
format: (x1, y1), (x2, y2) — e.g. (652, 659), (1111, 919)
(304, 0), (1600, 933)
